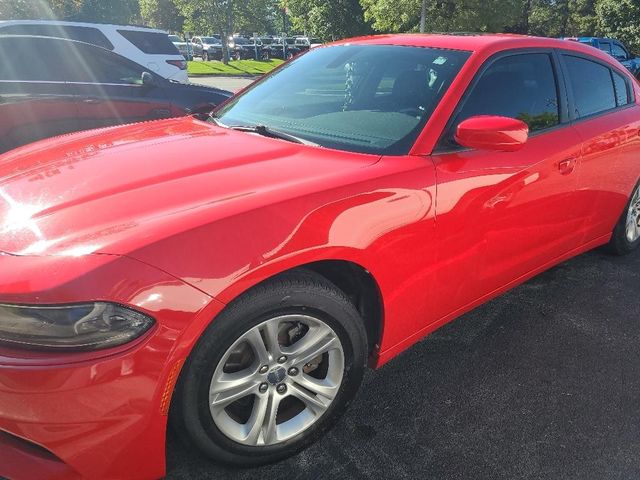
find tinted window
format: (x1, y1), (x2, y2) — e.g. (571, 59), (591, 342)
(0, 24), (113, 49)
(216, 45), (470, 155)
(453, 53), (559, 135)
(563, 55), (616, 117)
(117, 30), (179, 54)
(611, 43), (628, 60)
(599, 42), (611, 53)
(612, 69), (630, 106)
(70, 43), (146, 84)
(0, 37), (77, 81)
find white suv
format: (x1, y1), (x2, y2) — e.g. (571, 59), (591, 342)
(0, 20), (188, 83)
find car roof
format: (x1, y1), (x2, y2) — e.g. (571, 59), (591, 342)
(0, 34), (124, 55)
(0, 19), (166, 33)
(330, 33), (612, 58)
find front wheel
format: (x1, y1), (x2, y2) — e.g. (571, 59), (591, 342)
(171, 270), (367, 466)
(607, 182), (640, 255)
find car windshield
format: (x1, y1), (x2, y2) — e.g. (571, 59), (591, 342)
(202, 37), (219, 44)
(168, 35), (181, 42)
(233, 38), (249, 45)
(215, 45), (470, 155)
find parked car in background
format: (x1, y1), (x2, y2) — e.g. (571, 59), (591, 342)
(0, 20), (188, 82)
(169, 34), (193, 61)
(294, 36), (323, 50)
(228, 35), (263, 60)
(1, 34), (639, 480)
(565, 37), (640, 78)
(192, 36), (224, 61)
(263, 36), (303, 59)
(0, 35), (231, 153)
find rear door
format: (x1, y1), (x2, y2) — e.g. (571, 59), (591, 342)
(430, 50), (584, 318)
(0, 36), (79, 153)
(559, 52), (640, 242)
(67, 42), (173, 130)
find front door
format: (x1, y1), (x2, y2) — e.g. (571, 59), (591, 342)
(430, 51), (584, 320)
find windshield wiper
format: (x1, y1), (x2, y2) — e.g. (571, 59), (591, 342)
(208, 116), (318, 146)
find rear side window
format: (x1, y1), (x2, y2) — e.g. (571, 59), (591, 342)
(117, 30), (179, 55)
(611, 43), (628, 60)
(0, 24), (113, 49)
(612, 70), (630, 107)
(453, 53), (560, 134)
(563, 55), (617, 117)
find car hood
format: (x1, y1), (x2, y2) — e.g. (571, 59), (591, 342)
(0, 117), (377, 257)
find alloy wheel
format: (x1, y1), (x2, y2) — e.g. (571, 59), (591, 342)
(208, 314), (344, 446)
(625, 184), (640, 242)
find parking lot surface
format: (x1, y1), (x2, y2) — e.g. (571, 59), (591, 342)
(189, 76), (254, 93)
(166, 247), (640, 479)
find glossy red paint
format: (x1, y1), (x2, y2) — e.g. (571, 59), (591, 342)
(455, 115), (529, 151)
(1, 34), (639, 479)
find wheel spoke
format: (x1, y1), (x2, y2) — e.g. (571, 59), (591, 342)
(288, 381), (330, 415)
(288, 325), (339, 367)
(210, 371), (257, 410)
(244, 328), (271, 365)
(292, 373), (340, 400)
(244, 392), (270, 445)
(261, 320), (283, 359)
(626, 217), (638, 242)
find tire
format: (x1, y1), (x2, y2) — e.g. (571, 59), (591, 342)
(262, 50), (270, 61)
(286, 52), (294, 60)
(203, 51), (209, 62)
(171, 270), (367, 466)
(606, 181), (640, 255)
(234, 51), (242, 61)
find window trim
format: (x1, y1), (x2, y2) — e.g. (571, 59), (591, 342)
(434, 47), (569, 154)
(557, 49), (636, 125)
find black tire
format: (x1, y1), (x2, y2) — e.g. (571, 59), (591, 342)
(203, 51), (210, 62)
(606, 181), (640, 255)
(170, 270), (367, 467)
(234, 51), (242, 61)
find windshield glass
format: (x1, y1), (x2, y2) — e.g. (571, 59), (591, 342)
(215, 45), (470, 155)
(233, 37), (249, 45)
(168, 35), (181, 42)
(202, 37), (220, 44)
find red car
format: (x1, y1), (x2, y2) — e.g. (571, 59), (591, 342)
(1, 34), (639, 480)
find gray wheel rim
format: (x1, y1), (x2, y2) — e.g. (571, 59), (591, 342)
(209, 314), (344, 446)
(626, 185), (640, 242)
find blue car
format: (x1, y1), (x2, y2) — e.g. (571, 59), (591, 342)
(565, 37), (640, 78)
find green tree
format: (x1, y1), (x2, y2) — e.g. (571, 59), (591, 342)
(139, 0), (184, 32)
(287, 0), (371, 39)
(0, 0), (81, 19)
(361, 0), (521, 34)
(596, 0), (640, 51)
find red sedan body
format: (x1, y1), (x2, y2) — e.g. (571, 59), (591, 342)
(1, 34), (639, 479)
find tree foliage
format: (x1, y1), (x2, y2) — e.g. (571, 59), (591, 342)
(139, 0), (184, 32)
(286, 0), (372, 39)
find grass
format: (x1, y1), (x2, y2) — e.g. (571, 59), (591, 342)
(187, 59), (284, 76)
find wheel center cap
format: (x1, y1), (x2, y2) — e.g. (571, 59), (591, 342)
(267, 366), (286, 385)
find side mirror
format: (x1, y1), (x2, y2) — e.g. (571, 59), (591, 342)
(455, 115), (529, 152)
(141, 71), (158, 87)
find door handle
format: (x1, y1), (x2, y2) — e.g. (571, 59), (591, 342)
(82, 98), (102, 104)
(558, 158), (577, 175)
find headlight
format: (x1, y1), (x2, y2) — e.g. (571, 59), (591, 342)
(0, 302), (154, 351)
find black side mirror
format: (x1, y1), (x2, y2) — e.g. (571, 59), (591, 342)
(141, 72), (158, 87)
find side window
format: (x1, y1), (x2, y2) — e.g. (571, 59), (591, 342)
(563, 55), (616, 117)
(599, 42), (612, 54)
(612, 69), (630, 107)
(453, 53), (560, 136)
(0, 37), (76, 81)
(117, 30), (180, 55)
(611, 43), (628, 60)
(72, 44), (146, 84)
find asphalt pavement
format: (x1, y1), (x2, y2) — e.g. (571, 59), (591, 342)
(166, 247), (640, 480)
(190, 76), (254, 93)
